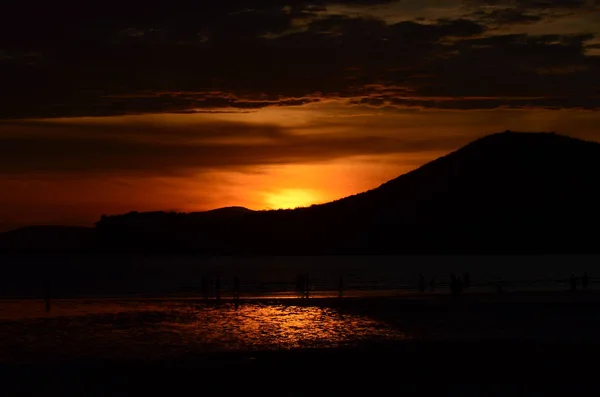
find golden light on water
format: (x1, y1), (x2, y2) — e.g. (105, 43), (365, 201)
(0, 300), (407, 360)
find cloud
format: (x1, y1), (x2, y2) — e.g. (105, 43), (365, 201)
(467, 8), (543, 25)
(462, 0), (600, 26)
(463, 0), (598, 11)
(351, 95), (600, 110)
(0, 1), (598, 118)
(0, 116), (473, 175)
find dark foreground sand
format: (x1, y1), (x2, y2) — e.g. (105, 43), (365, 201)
(3, 290), (600, 396)
(3, 340), (599, 396)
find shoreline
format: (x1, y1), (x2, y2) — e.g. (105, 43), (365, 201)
(2, 286), (600, 304)
(4, 290), (600, 394)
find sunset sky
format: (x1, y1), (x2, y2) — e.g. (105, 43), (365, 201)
(1, 0), (599, 230)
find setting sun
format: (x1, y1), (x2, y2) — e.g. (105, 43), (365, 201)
(265, 189), (319, 209)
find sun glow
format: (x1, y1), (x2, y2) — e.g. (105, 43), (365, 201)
(265, 188), (319, 209)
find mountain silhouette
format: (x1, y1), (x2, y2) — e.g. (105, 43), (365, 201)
(310, 130), (600, 253)
(201, 206), (254, 217)
(2, 131), (600, 255)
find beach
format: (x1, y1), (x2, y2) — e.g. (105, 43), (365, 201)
(2, 290), (600, 395)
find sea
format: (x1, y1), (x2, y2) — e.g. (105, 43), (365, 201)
(1, 254), (598, 297)
(1, 255), (599, 362)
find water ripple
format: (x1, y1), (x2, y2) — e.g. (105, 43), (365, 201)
(0, 299), (407, 361)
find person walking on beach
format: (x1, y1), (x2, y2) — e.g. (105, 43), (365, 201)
(304, 274), (310, 299)
(201, 275), (209, 300)
(450, 273), (457, 296)
(418, 274), (426, 293)
(218, 275), (224, 300)
(296, 274), (304, 298)
(456, 276), (464, 295)
(496, 281), (503, 294)
(233, 276), (240, 301)
(43, 280), (51, 312)
(338, 275), (344, 299)
(570, 273), (577, 292)
(582, 272), (589, 290)
(463, 272), (471, 289)
(429, 277), (436, 292)
(450, 273), (463, 297)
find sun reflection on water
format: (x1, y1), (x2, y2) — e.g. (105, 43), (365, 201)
(166, 303), (404, 351)
(0, 300), (407, 361)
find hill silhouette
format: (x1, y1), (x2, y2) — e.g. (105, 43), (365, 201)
(3, 131), (600, 255)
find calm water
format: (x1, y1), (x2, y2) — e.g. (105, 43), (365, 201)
(0, 299), (406, 362)
(3, 252), (600, 362)
(1, 255), (599, 298)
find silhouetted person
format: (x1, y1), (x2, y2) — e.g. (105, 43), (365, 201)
(296, 274), (304, 298)
(338, 275), (344, 299)
(429, 277), (436, 292)
(450, 273), (458, 296)
(496, 282), (503, 294)
(456, 277), (464, 295)
(233, 276), (240, 301)
(418, 274), (426, 293)
(215, 275), (221, 301)
(570, 274), (577, 292)
(43, 280), (51, 312)
(201, 276), (209, 300)
(304, 274), (310, 299)
(582, 272), (589, 290)
(450, 274), (463, 297)
(463, 272), (471, 289)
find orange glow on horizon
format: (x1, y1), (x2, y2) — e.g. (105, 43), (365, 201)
(265, 188), (320, 209)
(3, 104), (600, 231)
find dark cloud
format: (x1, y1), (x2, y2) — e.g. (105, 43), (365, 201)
(468, 8), (543, 25)
(462, 0), (600, 24)
(464, 0), (597, 10)
(0, 0), (598, 117)
(0, 119), (288, 142)
(352, 95), (600, 110)
(0, 118), (466, 175)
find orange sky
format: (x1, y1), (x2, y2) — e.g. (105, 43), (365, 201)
(2, 1), (600, 231)
(1, 102), (600, 230)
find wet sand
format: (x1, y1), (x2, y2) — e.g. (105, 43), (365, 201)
(2, 290), (600, 395)
(2, 340), (599, 396)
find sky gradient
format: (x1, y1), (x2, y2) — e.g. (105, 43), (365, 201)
(1, 0), (599, 230)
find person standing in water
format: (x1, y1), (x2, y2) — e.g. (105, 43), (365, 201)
(456, 276), (464, 295)
(295, 274), (304, 298)
(582, 272), (589, 290)
(215, 275), (221, 301)
(496, 281), (503, 294)
(450, 273), (457, 296)
(233, 276), (240, 301)
(43, 280), (51, 312)
(201, 275), (209, 300)
(304, 274), (310, 299)
(418, 274), (426, 293)
(570, 274), (577, 292)
(463, 272), (471, 289)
